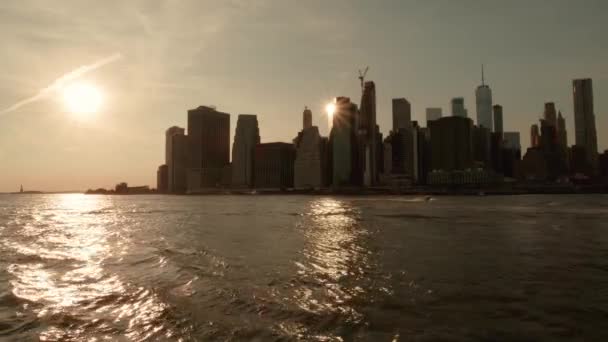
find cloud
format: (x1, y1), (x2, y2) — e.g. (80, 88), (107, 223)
(0, 53), (123, 115)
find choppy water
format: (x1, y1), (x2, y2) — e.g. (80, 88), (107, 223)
(1, 194), (608, 341)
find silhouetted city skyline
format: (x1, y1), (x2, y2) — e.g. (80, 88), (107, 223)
(1, 1), (607, 192)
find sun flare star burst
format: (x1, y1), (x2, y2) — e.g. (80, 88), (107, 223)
(62, 82), (102, 116)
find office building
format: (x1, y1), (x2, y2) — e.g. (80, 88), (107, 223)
(187, 106), (230, 191)
(573, 78), (598, 169)
(429, 116), (474, 171)
(294, 126), (328, 189)
(231, 115), (260, 188)
(530, 124), (540, 148)
(503, 132), (521, 151)
(493, 104), (503, 134)
(544, 102), (557, 126)
(451, 97), (468, 118)
(475, 65), (493, 131)
(330, 97), (359, 187)
(254, 143), (295, 189)
(156, 164), (168, 193)
(473, 125), (492, 168)
(392, 98), (412, 131)
(557, 111), (568, 148)
(165, 126), (188, 193)
(426, 107), (442, 123)
(359, 81), (378, 185)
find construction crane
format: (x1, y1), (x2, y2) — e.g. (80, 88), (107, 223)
(358, 66), (369, 89)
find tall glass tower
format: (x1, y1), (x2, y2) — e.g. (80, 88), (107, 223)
(475, 65), (493, 131)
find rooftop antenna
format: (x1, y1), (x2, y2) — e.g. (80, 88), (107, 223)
(481, 64), (485, 86)
(358, 66), (369, 89)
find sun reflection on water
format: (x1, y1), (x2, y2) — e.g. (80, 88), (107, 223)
(289, 198), (375, 338)
(3, 194), (178, 341)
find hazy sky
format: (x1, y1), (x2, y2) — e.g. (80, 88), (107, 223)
(1, 0), (607, 192)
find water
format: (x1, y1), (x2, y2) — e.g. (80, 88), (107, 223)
(1, 194), (608, 341)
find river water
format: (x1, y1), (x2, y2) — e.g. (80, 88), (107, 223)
(1, 194), (607, 341)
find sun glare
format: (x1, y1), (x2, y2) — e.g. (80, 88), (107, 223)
(62, 82), (102, 116)
(325, 102), (336, 129)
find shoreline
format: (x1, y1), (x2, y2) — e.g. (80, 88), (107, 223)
(82, 185), (608, 196)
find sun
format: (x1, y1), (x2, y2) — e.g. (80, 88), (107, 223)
(62, 82), (102, 116)
(325, 101), (336, 129)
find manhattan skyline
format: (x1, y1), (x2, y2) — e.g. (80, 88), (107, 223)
(1, 0), (607, 192)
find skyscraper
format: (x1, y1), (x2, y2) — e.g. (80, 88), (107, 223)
(165, 126), (187, 193)
(429, 116), (474, 171)
(451, 97), (468, 118)
(392, 98), (412, 132)
(254, 143), (295, 190)
(530, 124), (540, 148)
(231, 114), (260, 188)
(493, 104), (503, 134)
(294, 126), (328, 189)
(573, 78), (598, 169)
(359, 81), (378, 186)
(503, 132), (521, 151)
(475, 65), (493, 131)
(557, 111), (568, 148)
(543, 102), (557, 126)
(330, 97), (358, 187)
(303, 106), (312, 130)
(425, 107), (442, 123)
(156, 164), (168, 193)
(187, 106), (230, 191)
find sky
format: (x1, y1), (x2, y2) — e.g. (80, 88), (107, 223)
(0, 0), (607, 192)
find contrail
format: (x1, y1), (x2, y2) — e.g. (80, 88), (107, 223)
(0, 53), (123, 115)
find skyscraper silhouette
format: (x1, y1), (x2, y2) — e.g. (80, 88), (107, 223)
(302, 107), (312, 130)
(530, 124), (540, 148)
(425, 107), (442, 123)
(187, 106), (230, 191)
(543, 102), (557, 127)
(231, 115), (260, 188)
(392, 98), (412, 132)
(573, 78), (598, 170)
(165, 126), (187, 193)
(475, 65), (493, 131)
(493, 104), (503, 134)
(557, 111), (568, 148)
(359, 81), (378, 185)
(451, 97), (468, 118)
(331, 97), (358, 187)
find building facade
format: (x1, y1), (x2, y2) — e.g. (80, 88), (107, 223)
(187, 106), (230, 191)
(360, 81), (378, 186)
(254, 143), (295, 189)
(425, 107), (442, 123)
(231, 114), (260, 188)
(429, 116), (474, 171)
(573, 78), (598, 169)
(493, 104), (503, 134)
(392, 98), (412, 132)
(475, 66), (493, 131)
(330, 97), (359, 187)
(156, 164), (168, 193)
(294, 126), (328, 189)
(165, 126), (188, 193)
(451, 97), (468, 118)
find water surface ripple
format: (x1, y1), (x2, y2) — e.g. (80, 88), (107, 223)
(1, 194), (607, 341)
